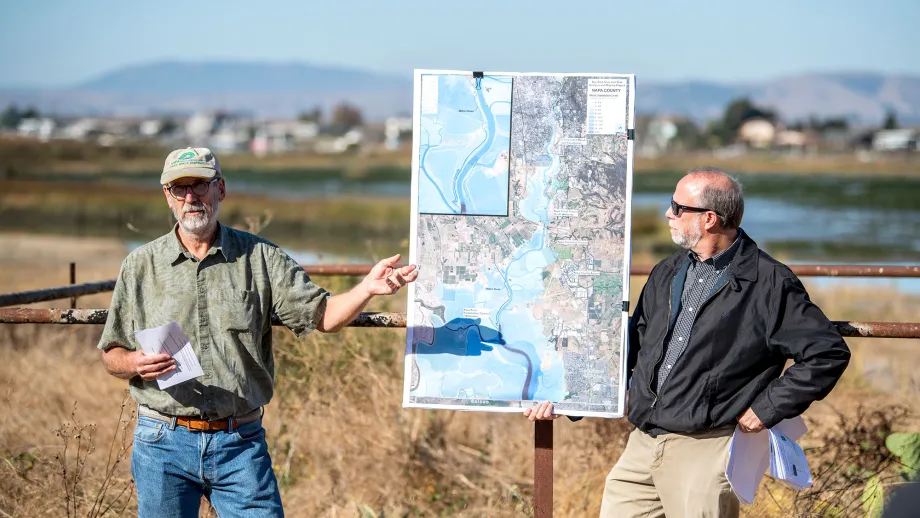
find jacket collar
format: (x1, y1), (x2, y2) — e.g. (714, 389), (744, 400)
(662, 227), (759, 283)
(726, 228), (758, 283)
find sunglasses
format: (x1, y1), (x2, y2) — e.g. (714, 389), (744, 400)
(670, 198), (723, 218)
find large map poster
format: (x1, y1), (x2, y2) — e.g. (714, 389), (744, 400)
(404, 70), (636, 418)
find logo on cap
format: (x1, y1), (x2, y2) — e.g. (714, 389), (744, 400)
(177, 151), (196, 160)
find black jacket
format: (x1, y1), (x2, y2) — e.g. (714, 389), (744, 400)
(626, 231), (850, 434)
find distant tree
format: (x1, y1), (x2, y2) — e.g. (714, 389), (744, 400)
(159, 118), (178, 136)
(883, 110), (899, 130)
(789, 115), (848, 133)
(673, 119), (705, 150)
(721, 98), (776, 136)
(0, 104), (21, 129)
(821, 117), (848, 131)
(703, 119), (728, 148)
(702, 98), (777, 146)
(329, 103), (363, 136)
(298, 107), (322, 124)
(20, 106), (39, 119)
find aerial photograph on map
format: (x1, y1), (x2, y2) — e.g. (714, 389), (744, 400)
(405, 71), (635, 418)
(417, 73), (512, 215)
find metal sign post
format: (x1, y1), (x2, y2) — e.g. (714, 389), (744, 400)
(534, 420), (553, 517)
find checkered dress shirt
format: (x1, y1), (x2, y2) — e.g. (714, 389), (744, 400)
(655, 235), (742, 393)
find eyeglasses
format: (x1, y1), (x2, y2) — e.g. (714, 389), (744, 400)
(167, 177), (220, 200)
(670, 198), (723, 218)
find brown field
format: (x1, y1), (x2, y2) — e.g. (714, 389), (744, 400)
(1, 233), (918, 517)
(3, 137), (920, 177)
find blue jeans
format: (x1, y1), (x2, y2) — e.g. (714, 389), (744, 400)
(131, 415), (283, 517)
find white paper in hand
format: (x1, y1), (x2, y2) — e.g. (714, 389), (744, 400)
(769, 429), (814, 490)
(725, 415), (808, 504)
(133, 321), (204, 389)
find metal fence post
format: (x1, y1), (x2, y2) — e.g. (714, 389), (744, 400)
(69, 262), (76, 309)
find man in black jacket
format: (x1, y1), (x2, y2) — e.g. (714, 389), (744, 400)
(526, 167), (850, 517)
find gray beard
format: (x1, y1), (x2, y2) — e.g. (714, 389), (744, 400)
(671, 215), (703, 249)
(173, 201), (219, 237)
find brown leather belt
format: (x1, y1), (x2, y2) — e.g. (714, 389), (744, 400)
(138, 405), (262, 432)
(175, 415), (233, 432)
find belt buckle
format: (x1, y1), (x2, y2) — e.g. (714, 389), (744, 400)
(181, 417), (225, 432)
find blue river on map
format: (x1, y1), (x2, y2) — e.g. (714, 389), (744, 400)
(419, 76), (511, 215)
(416, 99), (567, 401)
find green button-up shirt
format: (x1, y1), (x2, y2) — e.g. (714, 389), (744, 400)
(98, 223), (330, 419)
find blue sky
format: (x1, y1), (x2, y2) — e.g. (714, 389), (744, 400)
(1, 0), (917, 87)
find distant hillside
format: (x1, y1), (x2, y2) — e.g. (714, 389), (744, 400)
(1, 61), (917, 124)
(642, 73), (920, 125)
(74, 61), (410, 94)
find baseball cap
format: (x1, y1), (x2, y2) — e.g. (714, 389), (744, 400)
(160, 147), (222, 185)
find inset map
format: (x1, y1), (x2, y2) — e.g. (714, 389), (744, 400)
(418, 74), (512, 216)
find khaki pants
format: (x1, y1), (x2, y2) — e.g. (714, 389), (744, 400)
(599, 426), (739, 518)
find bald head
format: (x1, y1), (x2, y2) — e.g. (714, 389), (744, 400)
(681, 167), (744, 229)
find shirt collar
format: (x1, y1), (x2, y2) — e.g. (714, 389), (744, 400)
(688, 228), (744, 270)
(166, 222), (230, 266)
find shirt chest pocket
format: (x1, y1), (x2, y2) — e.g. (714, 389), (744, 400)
(214, 289), (262, 336)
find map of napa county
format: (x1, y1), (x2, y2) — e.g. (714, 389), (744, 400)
(405, 71), (635, 418)
(417, 74), (512, 216)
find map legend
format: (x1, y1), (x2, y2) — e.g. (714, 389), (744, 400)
(586, 78), (628, 135)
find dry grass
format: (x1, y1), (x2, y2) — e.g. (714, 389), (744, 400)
(3, 137), (920, 177)
(0, 234), (918, 517)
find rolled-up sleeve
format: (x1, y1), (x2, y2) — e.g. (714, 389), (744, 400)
(97, 259), (138, 351)
(268, 247), (331, 337)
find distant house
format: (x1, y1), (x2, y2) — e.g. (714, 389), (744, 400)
(821, 129), (858, 152)
(636, 116), (680, 157)
(774, 129), (819, 152)
(185, 112), (219, 144)
(384, 116), (413, 150)
(17, 118), (56, 142)
(872, 129), (918, 152)
(737, 118), (776, 148)
(139, 119), (163, 138)
(61, 118), (101, 140)
(313, 128), (364, 154)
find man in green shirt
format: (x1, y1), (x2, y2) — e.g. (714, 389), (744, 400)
(99, 147), (418, 517)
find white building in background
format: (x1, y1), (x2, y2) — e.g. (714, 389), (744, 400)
(291, 121), (319, 142)
(139, 119), (163, 138)
(210, 119), (251, 153)
(185, 112), (218, 143)
(638, 117), (679, 157)
(248, 120), (321, 156)
(61, 118), (100, 140)
(314, 128), (364, 154)
(737, 118), (776, 148)
(872, 129), (918, 152)
(384, 116), (413, 150)
(17, 118), (56, 142)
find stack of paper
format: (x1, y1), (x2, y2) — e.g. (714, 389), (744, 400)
(134, 321), (204, 389)
(725, 415), (811, 504)
(768, 429), (814, 490)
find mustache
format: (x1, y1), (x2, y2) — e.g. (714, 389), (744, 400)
(182, 201), (208, 214)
